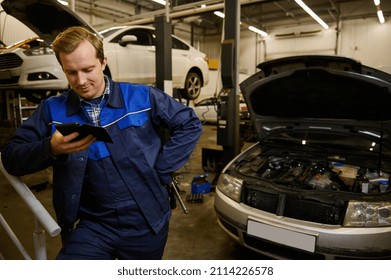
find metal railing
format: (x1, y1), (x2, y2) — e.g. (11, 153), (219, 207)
(0, 153), (61, 259)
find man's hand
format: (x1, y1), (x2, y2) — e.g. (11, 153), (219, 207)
(50, 130), (96, 156)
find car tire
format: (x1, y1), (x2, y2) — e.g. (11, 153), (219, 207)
(180, 71), (202, 100)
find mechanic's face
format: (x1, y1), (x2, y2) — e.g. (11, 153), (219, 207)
(60, 40), (107, 100)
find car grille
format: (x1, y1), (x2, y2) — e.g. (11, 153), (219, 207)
(0, 76), (19, 85)
(243, 187), (346, 225)
(0, 53), (23, 70)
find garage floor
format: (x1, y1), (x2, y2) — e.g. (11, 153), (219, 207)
(0, 124), (262, 260)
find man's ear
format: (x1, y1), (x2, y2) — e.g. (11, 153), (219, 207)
(102, 57), (108, 70)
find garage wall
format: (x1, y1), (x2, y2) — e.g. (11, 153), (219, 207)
(202, 23), (337, 77)
(263, 23), (337, 60)
(339, 17), (391, 73)
(236, 17), (391, 75)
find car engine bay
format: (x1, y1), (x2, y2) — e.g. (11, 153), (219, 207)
(251, 156), (389, 194)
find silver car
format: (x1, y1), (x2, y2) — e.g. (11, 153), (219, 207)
(214, 55), (391, 259)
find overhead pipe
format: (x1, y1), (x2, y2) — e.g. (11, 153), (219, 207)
(94, 0), (269, 29)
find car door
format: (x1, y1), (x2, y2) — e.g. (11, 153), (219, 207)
(105, 28), (156, 84)
(171, 37), (191, 86)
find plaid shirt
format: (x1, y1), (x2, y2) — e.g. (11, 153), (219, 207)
(80, 76), (110, 126)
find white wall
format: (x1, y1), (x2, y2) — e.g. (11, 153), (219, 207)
(339, 17), (391, 73)
(263, 23), (337, 59)
(238, 18), (391, 75)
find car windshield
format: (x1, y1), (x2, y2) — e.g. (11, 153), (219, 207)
(99, 27), (125, 38)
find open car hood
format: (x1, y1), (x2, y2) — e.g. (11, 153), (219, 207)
(1, 0), (98, 44)
(240, 55), (391, 149)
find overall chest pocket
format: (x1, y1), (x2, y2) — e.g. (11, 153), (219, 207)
(116, 111), (148, 129)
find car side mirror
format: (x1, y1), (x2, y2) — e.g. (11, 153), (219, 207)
(119, 35), (137, 47)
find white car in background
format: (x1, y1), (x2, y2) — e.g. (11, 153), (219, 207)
(100, 25), (209, 100)
(0, 0), (209, 102)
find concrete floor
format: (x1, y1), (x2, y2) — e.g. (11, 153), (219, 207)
(0, 124), (262, 260)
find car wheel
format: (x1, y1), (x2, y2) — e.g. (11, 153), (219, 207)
(180, 71), (202, 100)
(22, 90), (60, 103)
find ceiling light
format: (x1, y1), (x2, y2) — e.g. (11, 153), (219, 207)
(295, 0), (329, 30)
(152, 0), (167, 5)
(377, 9), (385, 23)
(214, 11), (225, 18)
(214, 11), (267, 37)
(248, 26), (268, 37)
(374, 1), (385, 24)
(57, 0), (69, 5)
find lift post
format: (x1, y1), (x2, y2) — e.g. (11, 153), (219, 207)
(154, 15), (173, 97)
(217, 0), (241, 166)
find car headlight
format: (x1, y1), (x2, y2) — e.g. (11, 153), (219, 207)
(217, 173), (243, 202)
(343, 201), (391, 227)
(23, 47), (54, 56)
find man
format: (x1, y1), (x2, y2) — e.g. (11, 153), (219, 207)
(1, 26), (202, 259)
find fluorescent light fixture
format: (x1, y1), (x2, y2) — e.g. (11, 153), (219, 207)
(374, 1), (385, 23)
(57, 0), (69, 5)
(377, 9), (385, 23)
(214, 11), (225, 18)
(295, 0), (329, 29)
(213, 11), (267, 36)
(152, 0), (166, 5)
(248, 26), (268, 37)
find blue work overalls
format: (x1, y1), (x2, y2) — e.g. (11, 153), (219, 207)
(1, 79), (202, 259)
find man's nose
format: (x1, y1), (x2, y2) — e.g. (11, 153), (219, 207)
(76, 72), (87, 85)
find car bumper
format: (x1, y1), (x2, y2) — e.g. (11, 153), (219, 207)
(215, 187), (391, 259)
(0, 53), (68, 90)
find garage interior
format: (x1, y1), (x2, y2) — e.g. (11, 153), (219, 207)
(1, 0), (391, 260)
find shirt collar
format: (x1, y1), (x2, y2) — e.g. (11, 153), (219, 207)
(67, 76), (124, 116)
(78, 75), (110, 104)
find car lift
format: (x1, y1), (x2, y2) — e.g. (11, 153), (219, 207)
(154, 1), (242, 188)
(154, 13), (190, 213)
(217, 0), (241, 165)
(155, 12), (188, 105)
(203, 0), (241, 184)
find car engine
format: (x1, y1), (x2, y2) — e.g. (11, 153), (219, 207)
(255, 156), (389, 194)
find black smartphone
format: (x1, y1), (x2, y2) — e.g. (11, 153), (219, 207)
(56, 122), (113, 143)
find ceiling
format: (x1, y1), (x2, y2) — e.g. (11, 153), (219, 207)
(76, 0), (391, 31)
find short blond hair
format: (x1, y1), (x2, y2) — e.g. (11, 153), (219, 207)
(52, 26), (104, 65)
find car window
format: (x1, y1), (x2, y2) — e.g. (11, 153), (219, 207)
(99, 28), (122, 38)
(172, 37), (190, 50)
(110, 29), (154, 46)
